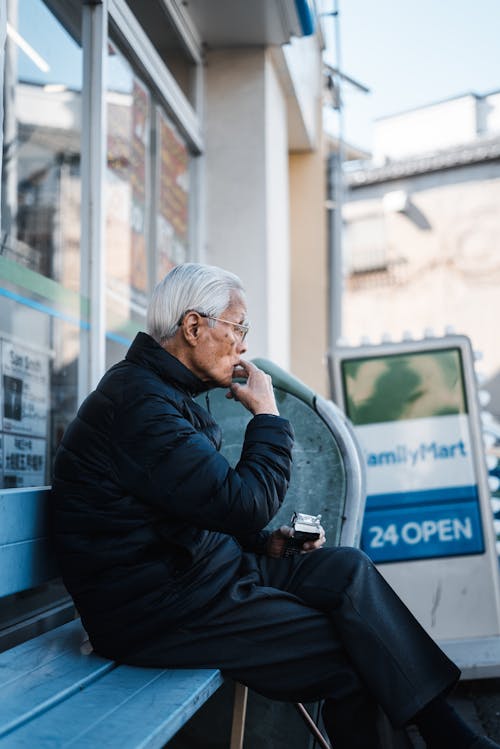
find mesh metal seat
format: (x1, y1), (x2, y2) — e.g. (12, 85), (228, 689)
(199, 357), (365, 548)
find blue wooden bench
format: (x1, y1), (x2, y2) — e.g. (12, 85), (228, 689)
(0, 359), (366, 748)
(0, 485), (224, 748)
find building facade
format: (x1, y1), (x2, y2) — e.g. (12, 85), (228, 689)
(342, 91), (500, 416)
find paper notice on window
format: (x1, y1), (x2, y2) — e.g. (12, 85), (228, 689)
(2, 434), (46, 488)
(1, 341), (49, 438)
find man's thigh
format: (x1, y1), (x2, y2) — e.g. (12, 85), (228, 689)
(126, 574), (363, 703)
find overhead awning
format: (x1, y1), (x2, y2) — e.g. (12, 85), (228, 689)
(184, 0), (316, 47)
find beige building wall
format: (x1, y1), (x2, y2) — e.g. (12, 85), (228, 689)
(343, 168), (500, 411)
(289, 127), (328, 395)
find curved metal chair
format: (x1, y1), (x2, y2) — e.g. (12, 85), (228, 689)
(200, 357), (366, 548)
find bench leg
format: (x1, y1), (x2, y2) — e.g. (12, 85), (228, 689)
(230, 683), (248, 749)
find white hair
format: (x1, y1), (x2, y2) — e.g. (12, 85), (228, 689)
(147, 263), (245, 343)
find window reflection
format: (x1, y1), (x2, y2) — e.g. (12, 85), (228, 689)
(0, 0), (83, 488)
(105, 44), (193, 371)
(2, 0), (82, 285)
(156, 107), (190, 280)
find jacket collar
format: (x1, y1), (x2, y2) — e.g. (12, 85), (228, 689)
(126, 332), (208, 396)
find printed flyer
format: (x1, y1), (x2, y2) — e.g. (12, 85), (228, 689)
(1, 339), (49, 488)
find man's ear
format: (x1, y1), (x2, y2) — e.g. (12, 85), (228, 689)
(181, 311), (201, 346)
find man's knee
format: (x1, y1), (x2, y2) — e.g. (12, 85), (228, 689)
(297, 546), (374, 598)
(326, 545), (373, 578)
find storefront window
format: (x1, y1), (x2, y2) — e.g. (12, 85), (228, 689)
(105, 41), (193, 367)
(0, 0), (83, 488)
(105, 42), (151, 367)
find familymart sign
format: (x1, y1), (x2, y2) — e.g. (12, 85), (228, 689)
(357, 412), (483, 562)
(333, 342), (485, 564)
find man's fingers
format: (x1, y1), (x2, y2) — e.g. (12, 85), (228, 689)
(228, 383), (241, 401)
(234, 358), (253, 374)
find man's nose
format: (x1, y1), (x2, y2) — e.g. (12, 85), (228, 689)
(237, 337), (248, 355)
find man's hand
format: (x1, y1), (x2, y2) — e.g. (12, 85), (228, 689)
(266, 524), (326, 558)
(227, 360), (279, 416)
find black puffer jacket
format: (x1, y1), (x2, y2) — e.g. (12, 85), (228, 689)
(51, 332), (294, 657)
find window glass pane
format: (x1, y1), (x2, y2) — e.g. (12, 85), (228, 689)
(106, 42), (150, 367)
(1, 0), (83, 488)
(156, 107), (190, 280)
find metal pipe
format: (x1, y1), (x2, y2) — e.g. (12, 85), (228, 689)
(294, 702), (331, 749)
(327, 0), (345, 355)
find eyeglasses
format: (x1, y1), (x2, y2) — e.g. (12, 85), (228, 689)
(177, 311), (250, 341)
(199, 313), (250, 341)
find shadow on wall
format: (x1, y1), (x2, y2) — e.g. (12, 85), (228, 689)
(405, 201), (432, 231)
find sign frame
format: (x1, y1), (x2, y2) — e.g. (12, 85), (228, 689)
(330, 335), (500, 646)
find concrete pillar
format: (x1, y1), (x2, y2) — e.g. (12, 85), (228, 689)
(203, 48), (290, 368)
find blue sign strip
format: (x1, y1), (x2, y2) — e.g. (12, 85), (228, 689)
(0, 285), (133, 345)
(366, 484), (478, 510)
(0, 285), (89, 330)
(361, 491), (484, 563)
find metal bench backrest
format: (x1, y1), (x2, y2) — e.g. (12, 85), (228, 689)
(0, 486), (56, 598)
(198, 358), (366, 547)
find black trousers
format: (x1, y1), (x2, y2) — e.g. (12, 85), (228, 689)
(126, 547), (459, 731)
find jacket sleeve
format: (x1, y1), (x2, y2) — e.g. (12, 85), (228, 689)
(110, 394), (294, 535)
(234, 529), (271, 554)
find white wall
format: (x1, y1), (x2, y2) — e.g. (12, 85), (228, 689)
(281, 34), (321, 150)
(265, 53), (290, 368)
(484, 91), (500, 135)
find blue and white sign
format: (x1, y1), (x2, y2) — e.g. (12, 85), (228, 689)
(331, 337), (500, 650)
(339, 347), (484, 563)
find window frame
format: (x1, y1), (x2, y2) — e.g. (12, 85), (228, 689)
(82, 0), (204, 388)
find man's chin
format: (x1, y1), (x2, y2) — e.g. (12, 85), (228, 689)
(205, 366), (242, 389)
(205, 374), (233, 389)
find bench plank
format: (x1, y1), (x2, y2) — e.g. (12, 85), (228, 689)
(0, 621), (85, 680)
(1, 666), (223, 748)
(0, 622), (114, 739)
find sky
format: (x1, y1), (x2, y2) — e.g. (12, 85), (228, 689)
(321, 0), (500, 154)
(17, 0), (500, 159)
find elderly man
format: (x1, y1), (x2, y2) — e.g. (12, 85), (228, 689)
(51, 263), (498, 749)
